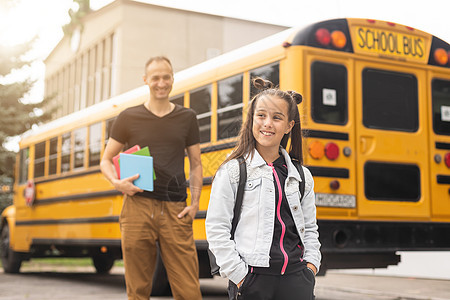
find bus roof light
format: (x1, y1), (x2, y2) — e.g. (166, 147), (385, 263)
(309, 141), (325, 159)
(325, 142), (339, 160)
(434, 48), (448, 65)
(315, 28), (331, 46)
(331, 30), (347, 49)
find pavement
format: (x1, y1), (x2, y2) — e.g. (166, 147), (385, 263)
(6, 264), (450, 300)
(315, 271), (450, 300)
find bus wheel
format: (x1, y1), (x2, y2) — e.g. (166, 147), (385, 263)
(151, 249), (171, 296)
(0, 224), (22, 273)
(92, 254), (115, 274)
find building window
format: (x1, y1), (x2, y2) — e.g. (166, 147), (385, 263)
(80, 53), (88, 110)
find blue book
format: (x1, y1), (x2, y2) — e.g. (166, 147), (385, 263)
(119, 153), (154, 191)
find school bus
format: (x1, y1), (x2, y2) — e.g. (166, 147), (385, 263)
(2, 18), (450, 293)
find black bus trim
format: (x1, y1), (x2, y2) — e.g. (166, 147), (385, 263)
(16, 211), (208, 226)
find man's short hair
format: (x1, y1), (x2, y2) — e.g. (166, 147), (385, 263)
(144, 56), (173, 73)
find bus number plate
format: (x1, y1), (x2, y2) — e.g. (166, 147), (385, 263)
(315, 193), (356, 208)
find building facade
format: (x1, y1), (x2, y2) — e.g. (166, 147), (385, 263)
(44, 0), (287, 118)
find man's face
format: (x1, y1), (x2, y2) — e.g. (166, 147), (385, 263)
(143, 60), (174, 101)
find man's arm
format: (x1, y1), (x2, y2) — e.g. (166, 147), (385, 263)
(178, 143), (202, 219)
(100, 138), (143, 196)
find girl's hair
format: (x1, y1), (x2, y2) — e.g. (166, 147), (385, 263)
(221, 77), (303, 168)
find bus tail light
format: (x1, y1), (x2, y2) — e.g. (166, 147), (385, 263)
(309, 141), (325, 159)
(325, 142), (339, 160)
(331, 30), (347, 49)
(434, 48), (448, 65)
(445, 153), (450, 168)
(330, 180), (340, 190)
(315, 28), (331, 46)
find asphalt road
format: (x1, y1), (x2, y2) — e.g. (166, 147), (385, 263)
(0, 265), (449, 300)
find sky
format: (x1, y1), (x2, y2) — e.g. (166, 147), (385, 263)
(1, 0), (450, 104)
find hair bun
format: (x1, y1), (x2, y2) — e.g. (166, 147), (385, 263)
(252, 77), (274, 90)
(287, 90), (303, 104)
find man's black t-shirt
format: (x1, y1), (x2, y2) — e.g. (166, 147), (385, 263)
(110, 104), (200, 202)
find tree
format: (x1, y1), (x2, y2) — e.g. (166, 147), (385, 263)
(0, 40), (54, 213)
(63, 0), (91, 36)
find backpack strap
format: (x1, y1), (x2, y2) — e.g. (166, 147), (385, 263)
(292, 159), (306, 202)
(230, 156), (246, 240)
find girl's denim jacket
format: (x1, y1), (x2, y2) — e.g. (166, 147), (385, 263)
(206, 148), (321, 285)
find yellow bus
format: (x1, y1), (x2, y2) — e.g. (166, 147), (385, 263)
(2, 18), (450, 293)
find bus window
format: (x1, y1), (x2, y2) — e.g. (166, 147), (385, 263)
(170, 94), (184, 106)
(19, 148), (29, 184)
(311, 61), (348, 125)
(249, 62), (279, 98)
(363, 69), (418, 132)
(73, 127), (86, 169)
(190, 86), (211, 143)
(217, 74), (243, 140)
(48, 137), (58, 175)
(432, 79), (450, 135)
(34, 141), (46, 178)
(61, 132), (71, 173)
(89, 122), (102, 167)
(365, 162), (420, 202)
(104, 117), (115, 148)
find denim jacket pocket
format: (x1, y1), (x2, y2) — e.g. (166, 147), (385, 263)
(242, 178), (261, 208)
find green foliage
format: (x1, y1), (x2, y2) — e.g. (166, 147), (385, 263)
(0, 9), (54, 214)
(63, 0), (91, 36)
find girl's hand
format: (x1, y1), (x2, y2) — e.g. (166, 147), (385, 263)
(306, 262), (317, 275)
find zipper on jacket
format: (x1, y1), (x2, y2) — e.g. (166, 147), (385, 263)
(268, 162), (289, 275)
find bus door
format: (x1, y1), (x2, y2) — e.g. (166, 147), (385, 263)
(355, 61), (430, 219)
(428, 72), (450, 219)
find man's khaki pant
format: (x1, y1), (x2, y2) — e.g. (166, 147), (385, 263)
(120, 195), (202, 300)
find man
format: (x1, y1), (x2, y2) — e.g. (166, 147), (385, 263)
(100, 56), (203, 300)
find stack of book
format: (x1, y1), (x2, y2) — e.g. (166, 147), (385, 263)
(114, 145), (154, 191)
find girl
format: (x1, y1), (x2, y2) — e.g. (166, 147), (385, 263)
(206, 78), (321, 300)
